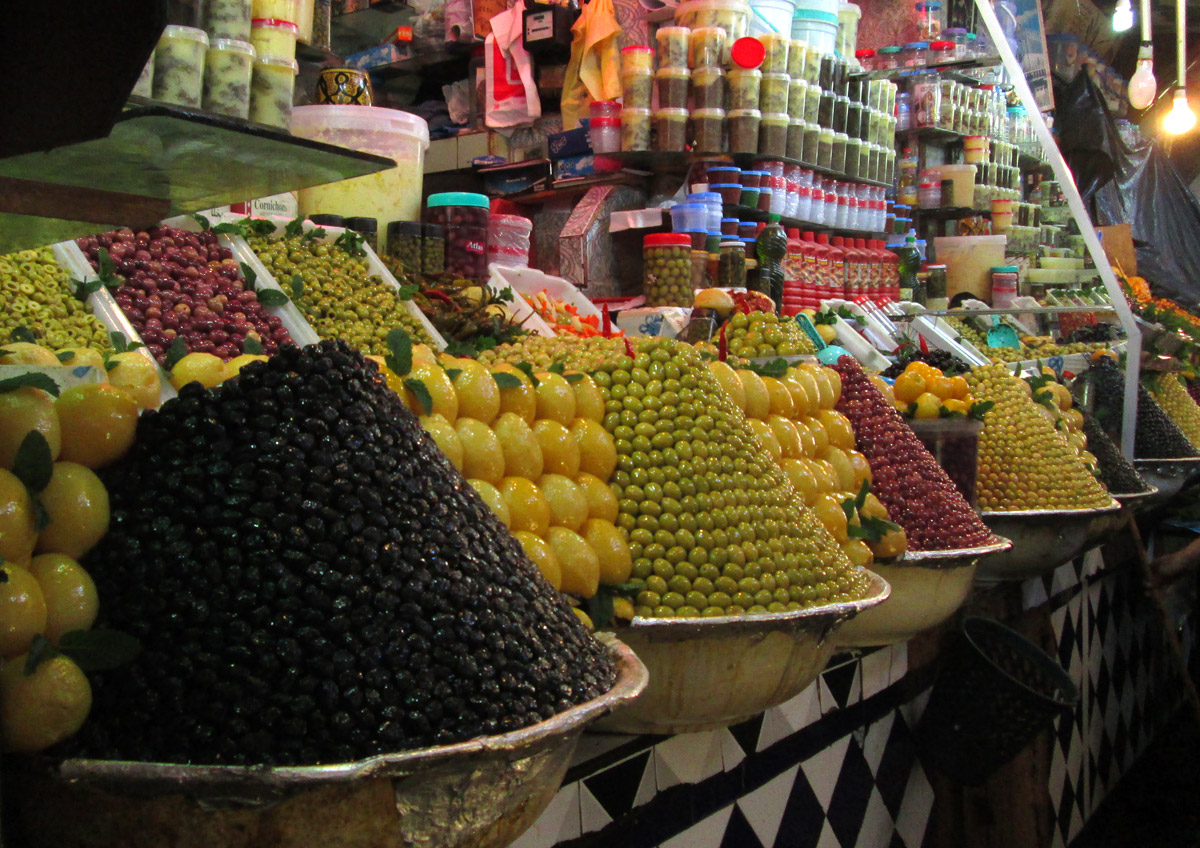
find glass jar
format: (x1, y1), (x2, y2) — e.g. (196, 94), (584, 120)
(690, 27), (727, 68)
(845, 98), (863, 140)
(844, 137), (861, 178)
(832, 94), (849, 133)
(901, 41), (928, 68)
(643, 233), (694, 306)
(925, 263), (948, 308)
(909, 71), (939, 128)
(656, 26), (691, 69)
(728, 109), (761, 154)
(422, 224), (446, 275)
(930, 39), (955, 66)
(385, 220), (423, 274)
(855, 48), (876, 71)
(944, 27), (969, 60)
(693, 66), (726, 109)
(424, 192), (491, 280)
(693, 108), (726, 152)
(719, 240), (747, 288)
(803, 83), (821, 124)
(878, 45), (901, 69)
(621, 107), (652, 150)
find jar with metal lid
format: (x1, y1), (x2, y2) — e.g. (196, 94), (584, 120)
(878, 45), (901, 69)
(344, 216), (378, 252)
(718, 240), (747, 288)
(925, 263), (948, 307)
(643, 233), (695, 306)
(901, 42), (929, 68)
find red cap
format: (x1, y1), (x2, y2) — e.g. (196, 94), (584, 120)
(930, 40), (955, 50)
(644, 233), (692, 247)
(756, 222), (766, 234)
(622, 45), (653, 53)
(590, 117), (621, 127)
(856, 48), (876, 59)
(590, 100), (622, 112)
(817, 233), (830, 244)
(787, 227), (800, 238)
(856, 238), (867, 248)
(251, 18), (298, 29)
(833, 236), (844, 247)
(804, 231), (815, 241)
(730, 37), (766, 69)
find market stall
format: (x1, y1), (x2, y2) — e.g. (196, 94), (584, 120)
(1, 0), (1199, 845)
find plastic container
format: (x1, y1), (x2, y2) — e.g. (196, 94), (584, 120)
(669, 202), (707, 235)
(620, 69), (653, 110)
(132, 51), (155, 98)
(644, 233), (695, 306)
(621, 45), (655, 73)
(712, 183), (742, 204)
(621, 107), (652, 150)
(937, 163), (976, 207)
(991, 197), (1014, 231)
(757, 31), (791, 73)
(907, 419), (982, 505)
(202, 38), (256, 118)
(153, 25), (209, 108)
(425, 192), (491, 279)
(990, 265), (1018, 308)
(655, 67), (691, 109)
(205, 0), (253, 41)
(727, 67), (762, 110)
(690, 27), (728, 67)
(901, 41), (928, 67)
(933, 234), (1006, 300)
(250, 18), (298, 59)
(692, 108), (727, 151)
(964, 135), (989, 163)
(252, 0), (297, 19)
(829, 131), (847, 173)
(728, 108), (761, 153)
(759, 72), (790, 113)
(785, 77), (807, 120)
(590, 100), (622, 120)
(944, 27), (969, 60)
(791, 9), (839, 54)
(692, 66), (726, 109)
(657, 26), (692, 69)
(654, 107), (690, 151)
(487, 213), (533, 269)
(837, 1), (860, 62)
(292, 105), (431, 225)
(386, 220), (423, 274)
(589, 116), (621, 153)
(249, 55), (297, 128)
(757, 112), (788, 156)
(675, 0), (751, 51)
(784, 116), (804, 159)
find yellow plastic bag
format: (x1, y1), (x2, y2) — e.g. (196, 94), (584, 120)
(561, 0), (622, 129)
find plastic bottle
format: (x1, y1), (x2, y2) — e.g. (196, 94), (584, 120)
(897, 147), (919, 206)
(801, 231), (819, 310)
(782, 228), (804, 316)
(812, 233), (831, 306)
(895, 234), (920, 303)
(757, 215), (789, 312)
(850, 238), (868, 301)
(869, 239), (888, 302)
(827, 235), (846, 301)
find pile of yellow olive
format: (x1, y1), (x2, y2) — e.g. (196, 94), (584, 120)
(0, 248), (112, 350)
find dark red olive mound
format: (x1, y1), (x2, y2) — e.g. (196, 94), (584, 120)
(78, 225), (293, 364)
(74, 341), (614, 766)
(832, 356), (993, 551)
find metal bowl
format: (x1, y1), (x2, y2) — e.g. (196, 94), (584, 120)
(2, 637), (648, 848)
(592, 571), (890, 735)
(1133, 458), (1200, 503)
(976, 500), (1123, 583)
(836, 537), (1012, 648)
(1113, 485), (1160, 509)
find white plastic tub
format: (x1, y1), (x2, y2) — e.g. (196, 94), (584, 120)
(749, 0), (797, 36)
(675, 0), (751, 51)
(290, 105), (430, 227)
(933, 235), (1007, 302)
(937, 164), (976, 208)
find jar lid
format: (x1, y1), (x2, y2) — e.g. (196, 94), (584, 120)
(966, 32), (978, 39)
(855, 48), (876, 58)
(904, 42), (929, 49)
(590, 116), (621, 127)
(491, 213), (533, 230)
(879, 45), (901, 54)
(655, 67), (692, 80)
(162, 25), (210, 45)
(309, 214), (345, 226)
(726, 108), (763, 118)
(344, 216), (378, 233)
(991, 265), (1019, 272)
(622, 45), (654, 53)
(730, 36), (766, 69)
(687, 192), (723, 202)
(255, 56), (299, 72)
(387, 220), (423, 237)
(210, 38), (257, 57)
(944, 27), (967, 35)
(590, 100), (622, 111)
(427, 191), (490, 209)
(926, 263), (947, 269)
(645, 233), (692, 247)
(423, 223), (446, 238)
(252, 18), (300, 31)
(720, 240), (745, 249)
(919, 182), (939, 188)
(654, 107), (691, 117)
(692, 108), (728, 118)
(930, 40), (955, 50)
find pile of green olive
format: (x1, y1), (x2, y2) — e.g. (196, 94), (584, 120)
(0, 248), (112, 350)
(248, 233), (434, 354)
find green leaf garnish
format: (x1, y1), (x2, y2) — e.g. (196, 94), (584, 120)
(245, 218), (276, 237)
(73, 278), (102, 301)
(243, 336), (264, 355)
(24, 635), (59, 676)
(57, 629), (143, 672)
(564, 372), (584, 384)
(190, 212), (211, 230)
(0, 373), (60, 396)
(397, 284), (419, 300)
(515, 362), (539, 387)
(238, 262), (257, 290)
(284, 217), (305, 239)
(9, 327), (36, 345)
(96, 247), (119, 286)
(584, 588), (615, 629)
(212, 221), (249, 237)
(443, 339), (478, 357)
(163, 337), (188, 372)
(747, 357), (789, 378)
(55, 351), (76, 363)
(256, 288), (289, 308)
(497, 286), (515, 303)
(548, 362), (565, 375)
(403, 378), (433, 415)
(492, 372), (524, 389)
(334, 230), (366, 257)
(385, 328), (413, 377)
(443, 367), (463, 382)
(290, 274), (304, 301)
(108, 332), (145, 354)
(12, 431), (53, 493)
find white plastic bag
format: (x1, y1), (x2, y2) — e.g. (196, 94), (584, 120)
(485, 1), (541, 128)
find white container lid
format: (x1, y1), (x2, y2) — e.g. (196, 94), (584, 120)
(291, 105), (431, 151)
(162, 25), (210, 46)
(210, 38), (257, 57)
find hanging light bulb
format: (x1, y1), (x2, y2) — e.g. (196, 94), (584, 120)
(1164, 87), (1196, 133)
(1113, 0), (1134, 32)
(1129, 42), (1157, 108)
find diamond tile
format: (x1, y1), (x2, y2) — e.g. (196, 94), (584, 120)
(800, 735), (851, 809)
(738, 765), (800, 848)
(856, 789), (897, 848)
(775, 763), (827, 848)
(583, 750), (652, 821)
(721, 804), (766, 848)
(826, 738), (874, 848)
(661, 806), (734, 848)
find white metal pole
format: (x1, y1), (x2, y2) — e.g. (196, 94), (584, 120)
(973, 0), (1143, 458)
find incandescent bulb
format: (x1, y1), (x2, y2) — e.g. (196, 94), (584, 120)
(1113, 0), (1134, 31)
(1128, 46), (1156, 109)
(1164, 88), (1196, 134)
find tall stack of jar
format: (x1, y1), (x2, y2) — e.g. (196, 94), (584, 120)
(248, 0), (300, 127)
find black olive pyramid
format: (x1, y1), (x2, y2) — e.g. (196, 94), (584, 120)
(77, 341), (615, 766)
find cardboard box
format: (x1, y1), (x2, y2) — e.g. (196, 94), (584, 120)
(546, 126), (591, 160)
(344, 43), (407, 71)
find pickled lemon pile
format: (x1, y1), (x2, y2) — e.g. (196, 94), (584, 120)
(888, 361), (975, 419)
(1149, 372), (1200, 449)
(968, 364), (1112, 511)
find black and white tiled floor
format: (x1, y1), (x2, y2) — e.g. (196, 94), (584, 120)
(513, 550), (1189, 848)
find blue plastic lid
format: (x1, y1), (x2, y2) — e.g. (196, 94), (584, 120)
(711, 183), (743, 189)
(904, 42), (930, 49)
(427, 191), (490, 209)
(991, 265), (1019, 273)
(721, 217), (740, 223)
(688, 192), (723, 202)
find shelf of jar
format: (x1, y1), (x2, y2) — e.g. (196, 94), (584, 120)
(0, 98), (394, 254)
(723, 203), (884, 239)
(603, 150), (892, 189)
(295, 41), (342, 65)
(852, 55), (1003, 83)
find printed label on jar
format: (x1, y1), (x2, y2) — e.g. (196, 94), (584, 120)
(465, 238), (486, 255)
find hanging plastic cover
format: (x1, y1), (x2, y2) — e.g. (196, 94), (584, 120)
(1056, 71), (1200, 307)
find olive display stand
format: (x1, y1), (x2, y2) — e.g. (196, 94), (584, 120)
(975, 501), (1123, 583)
(0, 101), (393, 254)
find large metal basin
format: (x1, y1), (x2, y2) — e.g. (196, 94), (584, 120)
(2, 636), (648, 848)
(976, 500), (1122, 583)
(593, 572), (890, 735)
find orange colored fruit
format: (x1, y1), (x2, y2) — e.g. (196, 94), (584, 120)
(0, 563), (46, 659)
(892, 371), (927, 404)
(0, 469), (37, 564)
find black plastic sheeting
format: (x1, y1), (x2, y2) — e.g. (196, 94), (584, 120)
(1055, 71), (1200, 307)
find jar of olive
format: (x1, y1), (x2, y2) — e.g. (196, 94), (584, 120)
(386, 220), (423, 274)
(643, 233), (695, 307)
(422, 224), (446, 276)
(424, 192), (490, 279)
(718, 240), (747, 288)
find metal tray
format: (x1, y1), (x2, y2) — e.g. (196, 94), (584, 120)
(976, 501), (1123, 583)
(1133, 457), (1200, 503)
(3, 637), (647, 848)
(592, 571), (890, 735)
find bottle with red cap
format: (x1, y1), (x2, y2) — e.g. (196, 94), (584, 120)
(782, 228), (804, 316)
(800, 231), (818, 310)
(812, 233), (831, 306)
(834, 237), (853, 299)
(851, 238), (869, 301)
(884, 240), (901, 302)
(826, 235), (846, 302)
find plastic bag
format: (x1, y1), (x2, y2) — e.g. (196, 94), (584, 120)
(561, 0), (622, 129)
(486, 1), (541, 128)
(443, 79), (471, 125)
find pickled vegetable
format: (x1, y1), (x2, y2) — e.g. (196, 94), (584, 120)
(759, 33), (789, 73)
(787, 117), (805, 159)
(759, 73), (790, 115)
(202, 39), (255, 119)
(620, 70), (652, 111)
(692, 108), (726, 152)
(690, 27), (726, 67)
(385, 220), (423, 275)
(759, 113), (789, 157)
(204, 0), (252, 41)
(425, 194), (490, 280)
(788, 78), (807, 119)
(249, 56), (297, 129)
(656, 26), (691, 69)
(728, 68), (761, 111)
(131, 51), (154, 98)
(655, 68), (691, 110)
(692, 66), (726, 109)
(249, 19), (297, 60)
(654, 108), (689, 152)
(153, 25), (208, 108)
(728, 109), (760, 154)
(621, 107), (652, 151)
